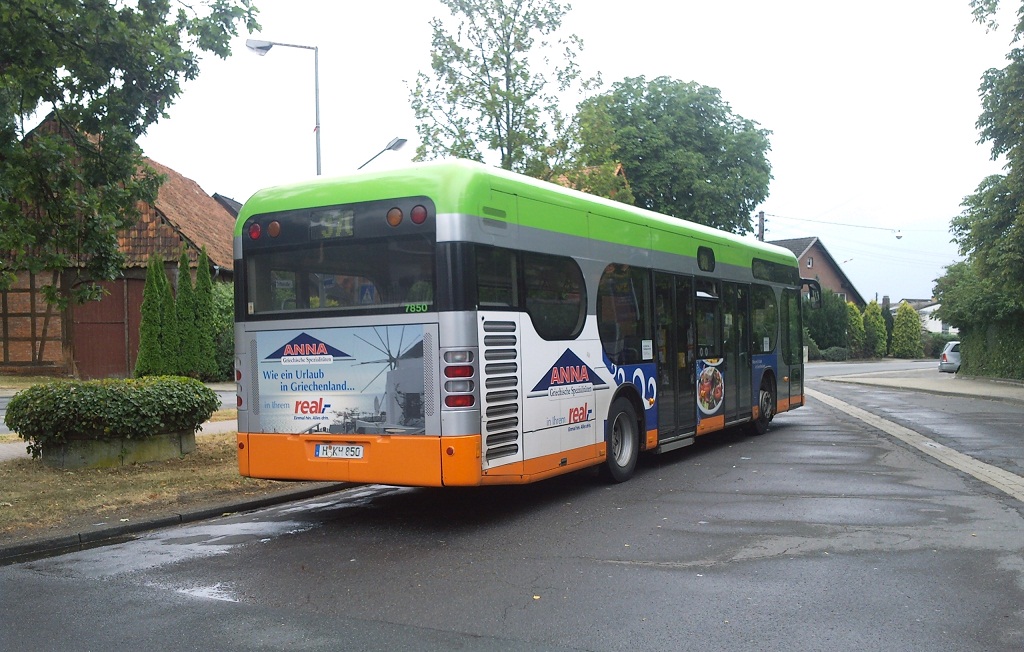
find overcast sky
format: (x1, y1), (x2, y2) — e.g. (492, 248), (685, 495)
(138, 0), (1018, 303)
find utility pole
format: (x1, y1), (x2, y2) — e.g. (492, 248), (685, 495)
(757, 211), (765, 241)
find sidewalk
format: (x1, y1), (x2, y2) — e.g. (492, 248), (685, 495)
(815, 367), (1024, 406)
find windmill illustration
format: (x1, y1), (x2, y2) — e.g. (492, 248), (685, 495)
(354, 326), (425, 428)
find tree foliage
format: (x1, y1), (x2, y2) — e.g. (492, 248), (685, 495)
(891, 302), (924, 359)
(194, 247), (219, 381)
(845, 302), (865, 358)
(0, 0), (258, 307)
(577, 76), (772, 234)
(161, 263), (180, 374)
(410, 0), (591, 175)
(862, 300), (888, 359)
(175, 249), (200, 377)
(134, 255), (165, 377)
(803, 289), (848, 350)
(932, 2), (1024, 377)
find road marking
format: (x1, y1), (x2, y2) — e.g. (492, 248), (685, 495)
(806, 387), (1024, 503)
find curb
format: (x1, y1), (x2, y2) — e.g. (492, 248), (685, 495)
(0, 482), (349, 566)
(818, 376), (1024, 407)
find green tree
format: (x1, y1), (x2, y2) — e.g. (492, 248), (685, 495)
(410, 0), (592, 174)
(579, 76), (772, 234)
(211, 280), (235, 381)
(0, 0), (258, 308)
(558, 95), (634, 202)
(194, 247), (219, 380)
(803, 289), (848, 350)
(931, 2), (1024, 379)
(175, 249), (200, 377)
(862, 300), (888, 359)
(846, 302), (865, 358)
(161, 263), (180, 375)
(891, 302), (924, 359)
(134, 254), (165, 377)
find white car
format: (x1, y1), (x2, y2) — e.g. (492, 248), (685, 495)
(938, 341), (961, 373)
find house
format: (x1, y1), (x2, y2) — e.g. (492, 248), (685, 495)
(769, 236), (867, 309)
(0, 157), (236, 379)
(891, 298), (958, 335)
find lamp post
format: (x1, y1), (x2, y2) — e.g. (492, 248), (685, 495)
(245, 38), (321, 176)
(358, 137), (408, 170)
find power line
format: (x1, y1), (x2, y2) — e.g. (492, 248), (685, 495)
(764, 212), (950, 234)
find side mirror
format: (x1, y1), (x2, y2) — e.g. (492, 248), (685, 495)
(802, 279), (822, 309)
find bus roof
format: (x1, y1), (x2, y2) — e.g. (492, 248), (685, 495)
(237, 159), (797, 268)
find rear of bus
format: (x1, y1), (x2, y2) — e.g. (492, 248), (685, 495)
(234, 168), (482, 486)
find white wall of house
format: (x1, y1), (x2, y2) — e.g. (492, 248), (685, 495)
(918, 304), (958, 335)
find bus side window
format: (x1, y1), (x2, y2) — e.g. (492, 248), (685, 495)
(476, 245), (517, 308)
(751, 284), (778, 353)
(694, 278), (720, 359)
(523, 252), (585, 341)
(598, 264), (651, 364)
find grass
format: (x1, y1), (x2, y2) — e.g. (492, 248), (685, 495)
(0, 374), (298, 548)
(0, 432), (317, 547)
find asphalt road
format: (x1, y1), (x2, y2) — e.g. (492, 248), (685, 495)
(1, 365), (1022, 651)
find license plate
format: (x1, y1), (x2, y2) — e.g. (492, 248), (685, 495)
(314, 444), (364, 459)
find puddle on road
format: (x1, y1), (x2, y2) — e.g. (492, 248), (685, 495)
(18, 485), (404, 579)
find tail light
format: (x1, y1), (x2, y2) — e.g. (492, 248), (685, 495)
(443, 350), (476, 408)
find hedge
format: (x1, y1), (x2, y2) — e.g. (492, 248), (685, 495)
(4, 376), (220, 459)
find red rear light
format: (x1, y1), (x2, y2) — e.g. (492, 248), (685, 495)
(445, 395), (475, 408)
(248, 222), (261, 239)
(941, 353), (948, 362)
(445, 365), (473, 378)
(237, 395), (243, 408)
(411, 204), (428, 224)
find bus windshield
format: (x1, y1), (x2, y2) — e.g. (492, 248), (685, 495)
(245, 234), (435, 318)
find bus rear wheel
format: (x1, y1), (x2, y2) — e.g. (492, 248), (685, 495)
(601, 397), (639, 483)
(750, 376), (775, 436)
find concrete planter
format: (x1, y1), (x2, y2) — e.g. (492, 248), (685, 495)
(41, 430), (197, 469)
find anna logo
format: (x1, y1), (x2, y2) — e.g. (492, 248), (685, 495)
(265, 333), (351, 365)
(529, 349), (606, 399)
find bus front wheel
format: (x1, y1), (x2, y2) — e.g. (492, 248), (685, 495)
(601, 397), (639, 483)
(750, 376), (776, 436)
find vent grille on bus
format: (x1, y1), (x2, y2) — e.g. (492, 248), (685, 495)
(480, 319), (521, 463)
(249, 338), (260, 415)
(423, 331), (436, 418)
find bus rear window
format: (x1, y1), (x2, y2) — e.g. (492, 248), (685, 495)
(245, 235), (435, 317)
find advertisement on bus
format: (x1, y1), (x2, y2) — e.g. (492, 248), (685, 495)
(254, 325), (428, 435)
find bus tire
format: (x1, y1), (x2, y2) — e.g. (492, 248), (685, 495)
(750, 376), (775, 436)
(601, 397), (639, 483)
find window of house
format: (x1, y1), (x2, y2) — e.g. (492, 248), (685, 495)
(806, 257), (814, 268)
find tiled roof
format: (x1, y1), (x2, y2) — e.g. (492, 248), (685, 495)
(147, 158), (235, 270)
(768, 237), (817, 259)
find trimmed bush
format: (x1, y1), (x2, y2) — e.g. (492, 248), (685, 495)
(4, 376), (219, 459)
(821, 346), (849, 362)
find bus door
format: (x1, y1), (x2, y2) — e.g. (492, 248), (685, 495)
(780, 288), (804, 409)
(722, 282), (752, 421)
(654, 272), (696, 441)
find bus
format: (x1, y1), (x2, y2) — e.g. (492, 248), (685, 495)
(233, 160), (820, 486)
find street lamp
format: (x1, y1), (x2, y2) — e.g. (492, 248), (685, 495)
(245, 38), (321, 176)
(358, 137), (408, 170)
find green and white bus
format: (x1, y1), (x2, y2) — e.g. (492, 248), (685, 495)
(234, 160), (818, 486)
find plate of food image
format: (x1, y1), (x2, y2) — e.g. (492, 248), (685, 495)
(697, 365), (724, 415)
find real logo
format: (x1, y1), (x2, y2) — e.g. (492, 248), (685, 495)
(568, 402), (590, 424)
(294, 398), (332, 414)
